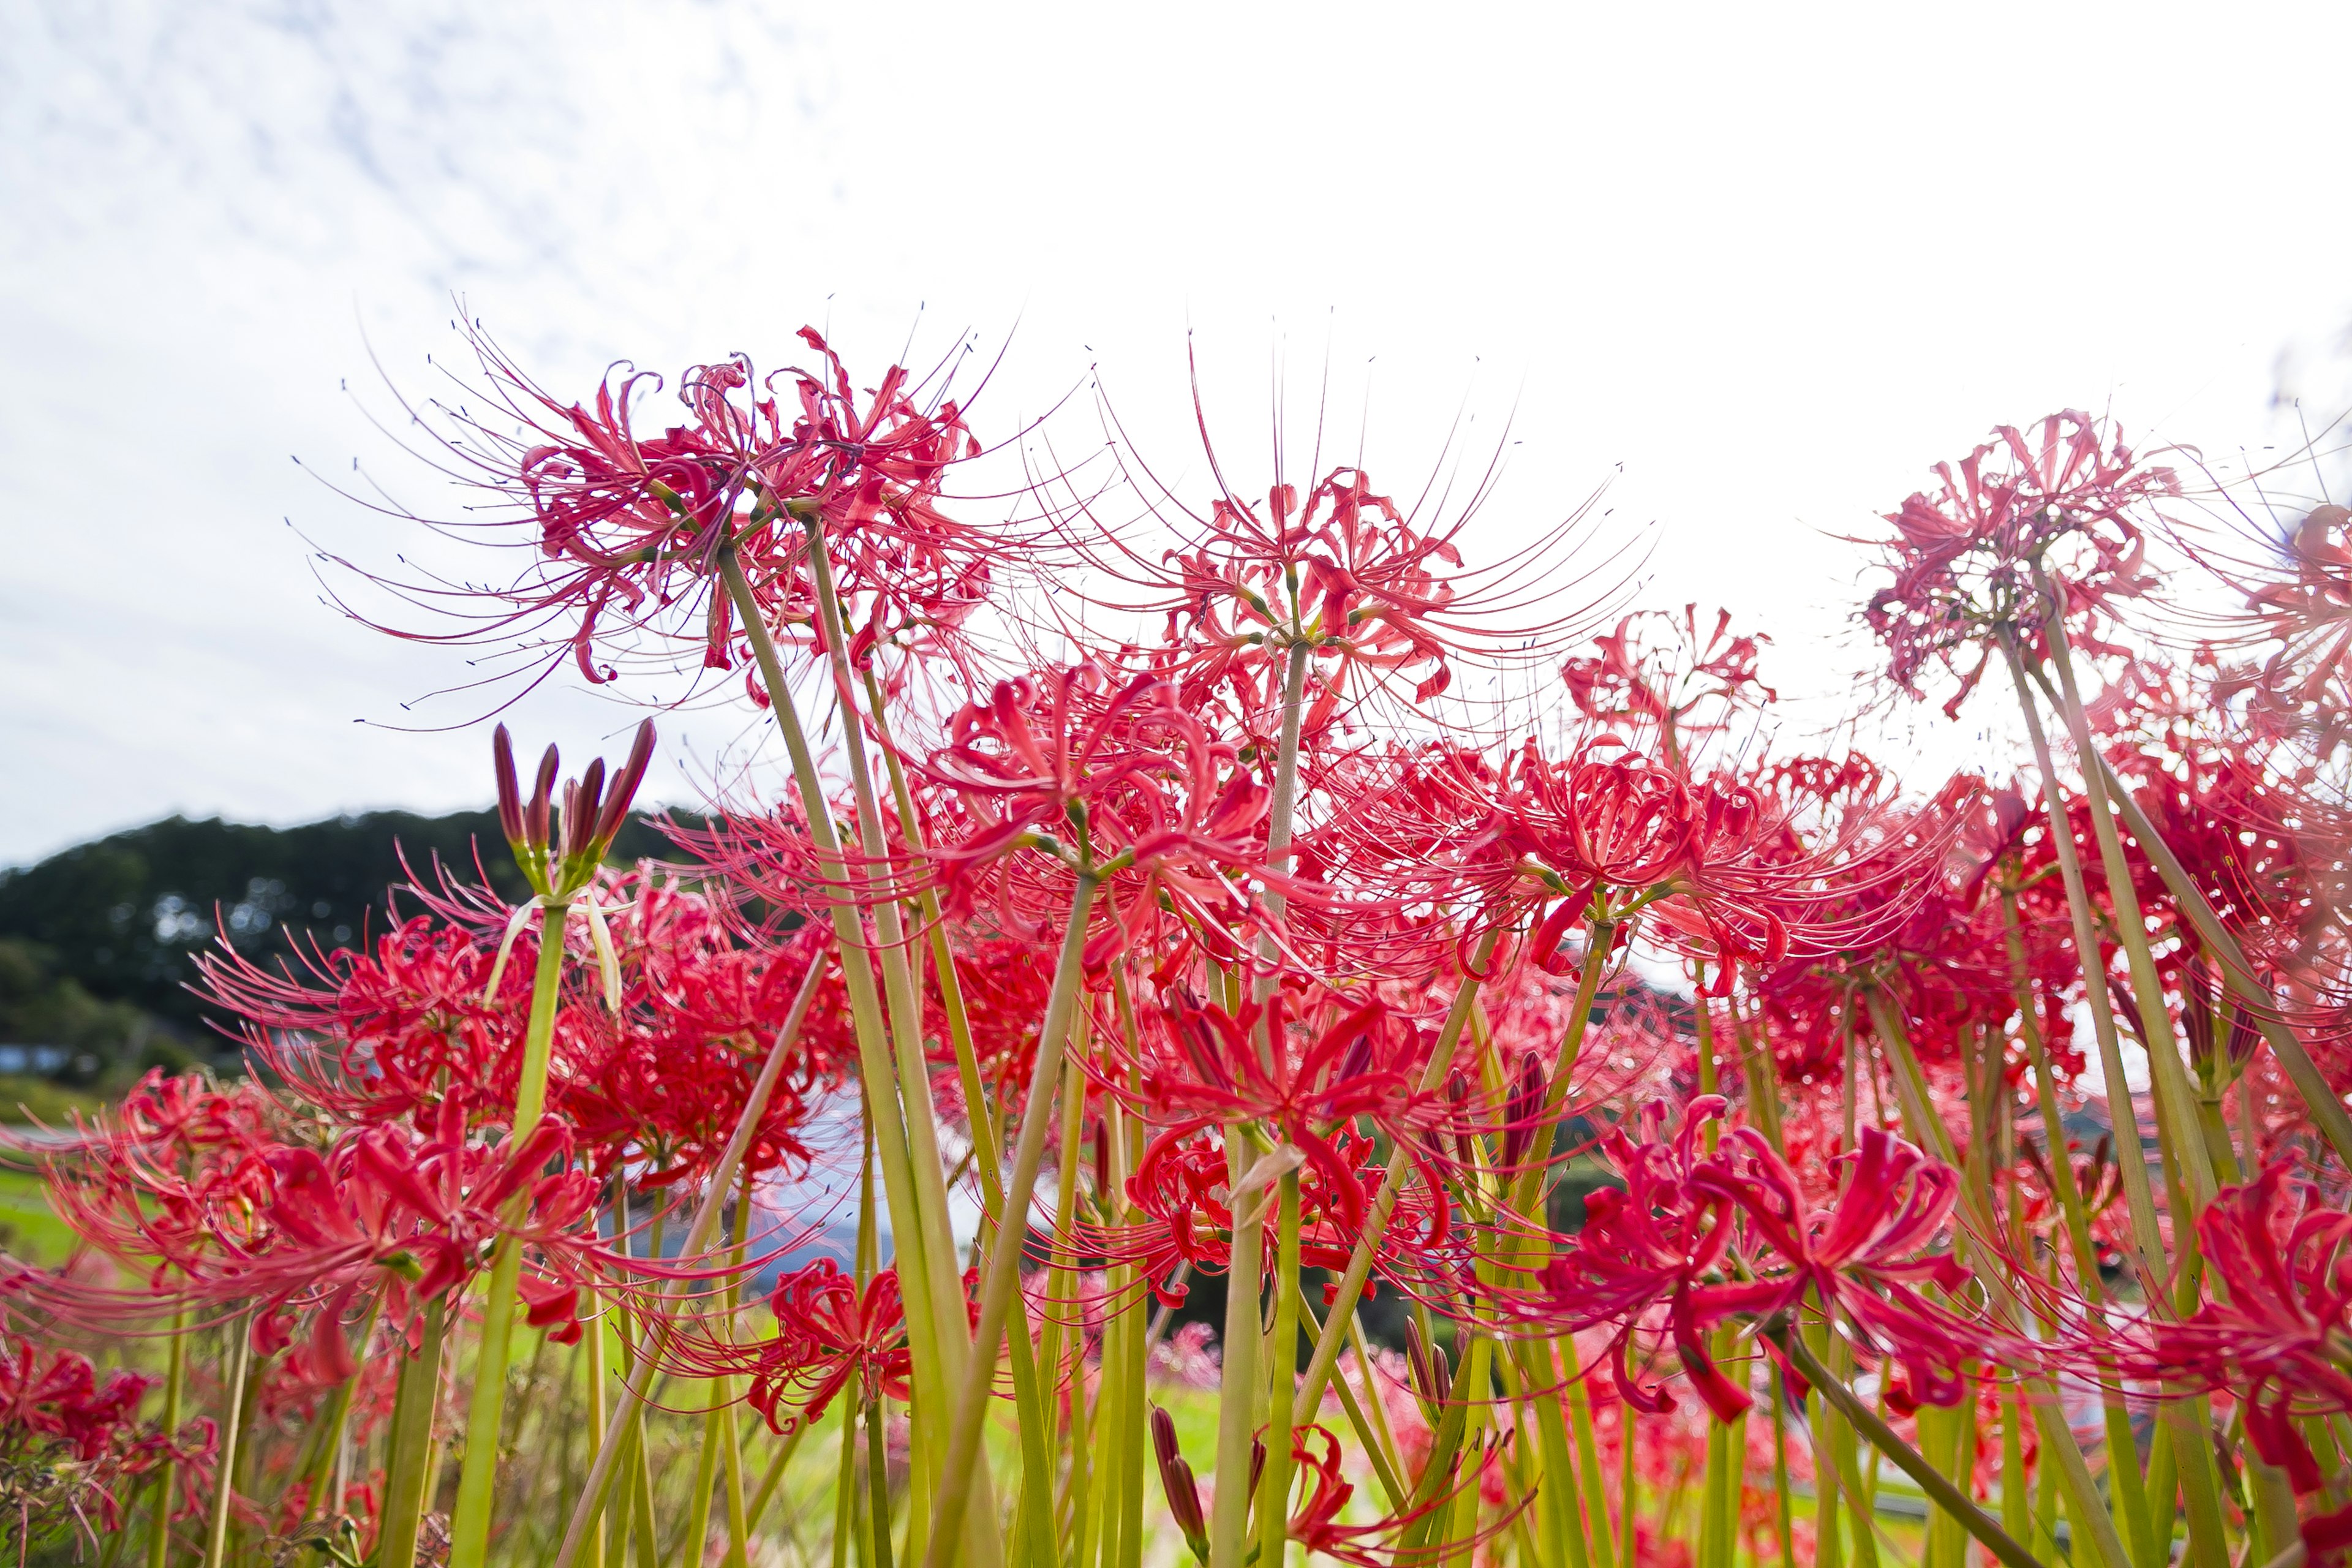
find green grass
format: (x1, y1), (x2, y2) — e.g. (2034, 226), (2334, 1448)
(0, 1166), (77, 1265)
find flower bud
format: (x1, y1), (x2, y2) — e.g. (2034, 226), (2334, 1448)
(1149, 1406), (1208, 1560)
(1405, 1317), (1451, 1409)
(594, 720), (658, 847)
(492, 725), (525, 850)
(1499, 1050), (1546, 1173)
(526, 744), (559, 853)
(568, 758), (608, 861)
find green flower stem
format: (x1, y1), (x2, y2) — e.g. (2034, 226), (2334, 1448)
(2002, 888), (2157, 1566)
(2011, 635), (2234, 1568)
(744, 1421), (808, 1538)
(859, 666), (1054, 1556)
(1558, 1333), (1619, 1568)
(375, 1298), (448, 1568)
(146, 1306), (185, 1568)
(1502, 924), (1616, 1221)
(685, 1389), (725, 1568)
(293, 1298), (380, 1522)
(1865, 992), (2135, 1568)
(2000, 639), (2166, 1267)
(801, 527), (981, 1434)
(1208, 1124), (1268, 1568)
(832, 1401), (861, 1568)
(1292, 928), (1505, 1416)
(1256, 1173), (1303, 1568)
(450, 904), (571, 1567)
(1293, 1283), (1406, 1509)
(718, 1176), (756, 1568)
(1619, 1401), (1638, 1568)
(1770, 1325), (2049, 1568)
(2079, 741), (2352, 1166)
(200, 1315), (251, 1568)
(1346, 1309), (1409, 1496)
(2036, 592), (2218, 1213)
(1770, 1361), (1796, 1568)
(1113, 1094), (1150, 1568)
(919, 875), (1101, 1568)
(865, 1390), (897, 1568)
(2002, 1384), (2030, 1553)
(714, 548), (953, 1466)
(627, 1407), (662, 1568)
(549, 958), (826, 1568)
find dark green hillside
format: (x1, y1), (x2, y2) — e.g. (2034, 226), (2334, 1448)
(0, 809), (693, 1067)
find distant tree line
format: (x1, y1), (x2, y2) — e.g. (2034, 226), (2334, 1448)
(0, 809), (693, 1082)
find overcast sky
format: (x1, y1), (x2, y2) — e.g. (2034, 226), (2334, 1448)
(5, 0), (2350, 867)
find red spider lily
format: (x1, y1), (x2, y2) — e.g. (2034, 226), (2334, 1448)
(1283, 1423), (1521, 1568)
(0, 1330), (205, 1539)
(1860, 411), (2176, 715)
(1692, 1126), (1994, 1408)
(1046, 375), (1615, 745)
(914, 661), (1274, 969)
(338, 322), (997, 697)
(1562, 606), (1777, 764)
(1528, 1102), (1993, 1425)
(1114, 983), (1438, 1221)
(1099, 1122), (1441, 1310)
(198, 913), (532, 1130)
(742, 1260), (981, 1434)
(48, 1090), (601, 1365)
(549, 903), (845, 1186)
(1302, 737), (1691, 978)
(42, 1076), (288, 1291)
(233, 1102), (600, 1341)
(2188, 502), (2352, 760)
(2143, 1157), (2352, 1493)
(1532, 1096), (1751, 1420)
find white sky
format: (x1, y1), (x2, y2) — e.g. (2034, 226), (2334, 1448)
(6, 0), (2351, 866)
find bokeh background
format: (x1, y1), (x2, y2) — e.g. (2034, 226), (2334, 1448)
(6, 1), (2352, 1076)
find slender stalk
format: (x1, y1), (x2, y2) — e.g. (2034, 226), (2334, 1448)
(714, 549), (953, 1472)
(550, 956), (825, 1568)
(1209, 1123), (1267, 1568)
(1865, 993), (2133, 1568)
(1256, 1174), (1303, 1568)
(200, 1317), (251, 1568)
(718, 1175), (755, 1568)
(376, 1299), (448, 1568)
(1773, 1327), (2048, 1568)
(2028, 625), (2235, 1568)
(1621, 1401), (1638, 1568)
(2001, 887), (2154, 1564)
(449, 910), (572, 1567)
(146, 1308), (185, 1568)
(920, 876), (1101, 1568)
(2000, 639), (2165, 1268)
(865, 1390), (897, 1568)
(1559, 1334), (1619, 1568)
(684, 1390), (724, 1568)
(2036, 589), (2217, 1211)
(1770, 1362), (1795, 1568)
(832, 1403), (861, 1568)
(801, 527), (980, 1431)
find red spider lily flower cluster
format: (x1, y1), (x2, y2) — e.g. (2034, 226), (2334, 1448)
(45, 330), (2352, 1568)
(0, 1327), (208, 1547)
(1860, 410), (2177, 715)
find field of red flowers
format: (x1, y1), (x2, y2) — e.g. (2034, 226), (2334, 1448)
(9, 325), (2352, 1568)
